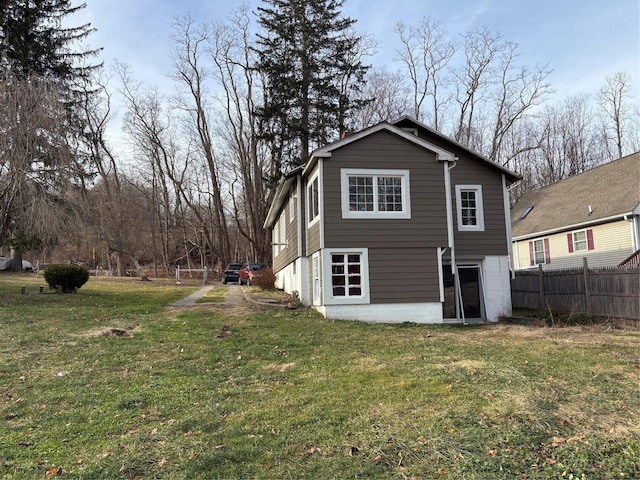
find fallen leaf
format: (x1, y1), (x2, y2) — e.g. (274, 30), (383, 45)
(438, 467), (447, 475)
(158, 458), (169, 468)
(487, 449), (497, 457)
(567, 436), (583, 444)
(546, 458), (557, 465)
(150, 428), (158, 435)
(127, 428), (139, 435)
(551, 436), (565, 447)
(559, 419), (570, 426)
(45, 467), (63, 477)
(374, 455), (383, 462)
(18, 441), (34, 447)
(417, 436), (427, 445)
(349, 446), (359, 456)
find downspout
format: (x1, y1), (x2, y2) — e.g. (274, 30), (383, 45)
(503, 175), (516, 279)
(443, 157), (462, 323)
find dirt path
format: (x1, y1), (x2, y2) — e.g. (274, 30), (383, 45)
(170, 284), (245, 307)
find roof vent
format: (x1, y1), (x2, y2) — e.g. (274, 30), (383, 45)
(588, 205), (593, 216)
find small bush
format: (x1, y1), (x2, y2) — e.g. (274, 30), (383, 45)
(44, 264), (90, 293)
(250, 267), (276, 291)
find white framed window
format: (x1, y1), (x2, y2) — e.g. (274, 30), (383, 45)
(529, 238), (550, 265)
(322, 248), (370, 305)
(455, 185), (484, 231)
(568, 229), (594, 253)
(312, 253), (320, 305)
(308, 174), (319, 225)
(340, 169), (411, 219)
(289, 194), (295, 223)
(273, 213), (286, 256)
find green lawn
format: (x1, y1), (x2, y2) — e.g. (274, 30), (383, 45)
(1, 274), (638, 479)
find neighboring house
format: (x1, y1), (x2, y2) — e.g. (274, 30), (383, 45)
(264, 116), (520, 324)
(511, 152), (640, 271)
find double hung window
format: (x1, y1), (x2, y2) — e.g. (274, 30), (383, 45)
(455, 185), (485, 231)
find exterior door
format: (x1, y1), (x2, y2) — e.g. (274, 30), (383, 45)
(457, 265), (483, 320)
(442, 263), (484, 321)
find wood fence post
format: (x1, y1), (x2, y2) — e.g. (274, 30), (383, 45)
(583, 257), (591, 314)
(538, 264), (545, 310)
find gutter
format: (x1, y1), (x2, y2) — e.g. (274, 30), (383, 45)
(512, 212), (634, 242)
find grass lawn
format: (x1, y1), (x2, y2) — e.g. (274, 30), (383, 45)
(1, 274), (638, 479)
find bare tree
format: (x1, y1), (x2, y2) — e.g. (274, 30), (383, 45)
(351, 67), (412, 129)
(599, 71), (635, 160)
(172, 17), (232, 265)
(395, 17), (455, 129)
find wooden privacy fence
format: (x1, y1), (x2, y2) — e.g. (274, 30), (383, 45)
(511, 259), (640, 319)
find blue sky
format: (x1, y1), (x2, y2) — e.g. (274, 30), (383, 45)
(76, 0), (639, 104)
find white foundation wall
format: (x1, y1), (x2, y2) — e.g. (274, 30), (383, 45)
(317, 302), (444, 324)
(482, 255), (512, 321)
(275, 258), (309, 304)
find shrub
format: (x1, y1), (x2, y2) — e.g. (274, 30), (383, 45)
(43, 264), (89, 293)
(250, 267), (276, 291)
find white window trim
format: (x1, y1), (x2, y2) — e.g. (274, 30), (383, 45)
(307, 172), (320, 228)
(322, 248), (370, 305)
(572, 229), (588, 252)
(312, 252), (321, 305)
(289, 194), (296, 224)
(533, 239), (545, 265)
(455, 184), (485, 232)
(340, 168), (411, 219)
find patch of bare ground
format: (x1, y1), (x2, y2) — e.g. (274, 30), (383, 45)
(75, 324), (140, 338)
(473, 322), (639, 346)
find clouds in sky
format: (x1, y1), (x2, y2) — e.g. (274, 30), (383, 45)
(76, 0), (639, 101)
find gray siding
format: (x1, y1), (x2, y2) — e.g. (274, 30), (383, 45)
(321, 131), (447, 305)
(368, 247), (440, 303)
(450, 156), (508, 256)
(323, 131), (448, 249)
(272, 192), (299, 272)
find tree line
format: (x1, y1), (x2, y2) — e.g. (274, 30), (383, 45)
(1, 0), (637, 275)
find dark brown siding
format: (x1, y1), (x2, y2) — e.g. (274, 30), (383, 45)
(450, 155), (508, 256)
(323, 131), (448, 249)
(321, 131), (448, 304)
(368, 247), (440, 303)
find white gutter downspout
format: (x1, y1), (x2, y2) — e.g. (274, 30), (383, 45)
(503, 175), (516, 279)
(444, 157), (462, 323)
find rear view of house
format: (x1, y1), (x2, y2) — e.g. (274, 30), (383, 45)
(511, 152), (640, 270)
(264, 117), (520, 323)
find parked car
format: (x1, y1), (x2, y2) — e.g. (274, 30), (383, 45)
(239, 263), (269, 286)
(222, 263), (243, 284)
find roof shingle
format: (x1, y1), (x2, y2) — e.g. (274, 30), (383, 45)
(511, 152), (640, 238)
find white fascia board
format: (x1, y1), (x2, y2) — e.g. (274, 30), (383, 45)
(306, 123), (457, 172)
(512, 213), (632, 241)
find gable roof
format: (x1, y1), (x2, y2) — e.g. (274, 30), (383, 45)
(511, 151), (640, 239)
(391, 116), (521, 183)
(265, 117), (521, 228)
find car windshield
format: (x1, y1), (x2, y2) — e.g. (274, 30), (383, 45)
(227, 264), (243, 270)
(249, 264), (267, 270)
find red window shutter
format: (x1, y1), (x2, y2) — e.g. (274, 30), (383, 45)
(543, 238), (551, 264)
(529, 241), (534, 266)
(587, 229), (594, 250)
(567, 233), (574, 253)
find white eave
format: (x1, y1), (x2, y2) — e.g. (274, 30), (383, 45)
(301, 122), (457, 177)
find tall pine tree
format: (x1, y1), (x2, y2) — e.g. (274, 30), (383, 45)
(256, 0), (369, 168)
(0, 0), (100, 269)
(0, 0), (100, 89)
